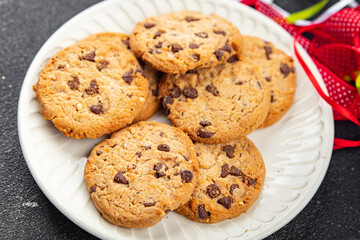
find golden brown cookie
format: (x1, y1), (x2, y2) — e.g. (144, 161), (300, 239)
(130, 11), (243, 73)
(33, 40), (149, 139)
(81, 32), (161, 122)
(84, 121), (199, 228)
(176, 137), (265, 223)
(159, 55), (270, 144)
(242, 36), (296, 127)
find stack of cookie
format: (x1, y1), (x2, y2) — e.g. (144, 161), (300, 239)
(33, 11), (296, 228)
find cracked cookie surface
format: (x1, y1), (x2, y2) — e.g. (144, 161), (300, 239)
(159, 55), (270, 143)
(33, 39), (149, 139)
(84, 121), (199, 228)
(80, 32), (161, 122)
(242, 36), (296, 127)
(130, 11), (243, 73)
(175, 137), (265, 223)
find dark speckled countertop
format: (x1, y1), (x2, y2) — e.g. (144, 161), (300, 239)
(0, 0), (359, 239)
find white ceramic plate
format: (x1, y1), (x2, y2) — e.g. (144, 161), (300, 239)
(18, 0), (334, 239)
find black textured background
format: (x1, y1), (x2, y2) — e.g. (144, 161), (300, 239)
(0, 0), (359, 239)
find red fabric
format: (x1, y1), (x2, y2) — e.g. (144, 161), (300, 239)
(240, 0), (360, 149)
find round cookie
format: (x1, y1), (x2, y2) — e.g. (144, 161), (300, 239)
(130, 11), (243, 73)
(84, 121), (199, 228)
(33, 40), (149, 139)
(176, 137), (265, 223)
(159, 55), (270, 144)
(242, 36), (296, 127)
(80, 32), (161, 122)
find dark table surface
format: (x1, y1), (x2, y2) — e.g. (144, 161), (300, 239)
(0, 0), (359, 239)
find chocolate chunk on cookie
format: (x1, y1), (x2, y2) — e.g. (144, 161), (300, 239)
(175, 137), (265, 223)
(130, 11), (243, 73)
(85, 122), (199, 228)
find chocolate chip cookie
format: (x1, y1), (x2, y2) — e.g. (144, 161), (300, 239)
(176, 137), (265, 223)
(159, 55), (270, 143)
(130, 11), (243, 73)
(33, 40), (149, 139)
(80, 32), (161, 122)
(84, 121), (199, 228)
(242, 36), (296, 127)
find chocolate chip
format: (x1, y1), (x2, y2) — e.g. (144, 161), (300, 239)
(58, 65), (65, 69)
(223, 145), (234, 158)
(214, 30), (226, 36)
(181, 170), (193, 183)
(280, 63), (291, 77)
(264, 46), (272, 60)
(200, 120), (211, 127)
(141, 145), (151, 150)
(154, 163), (166, 178)
(185, 16), (200, 22)
(155, 42), (162, 48)
(291, 67), (296, 73)
(85, 80), (99, 95)
(165, 209), (170, 213)
(154, 30), (165, 39)
(206, 184), (221, 198)
(197, 128), (215, 138)
(265, 76), (271, 82)
(219, 43), (232, 54)
(90, 185), (97, 193)
(170, 86), (181, 98)
(83, 51), (96, 62)
(183, 87), (198, 99)
(221, 164), (229, 178)
(195, 32), (208, 38)
(183, 155), (189, 161)
(217, 196), (233, 209)
(257, 81), (262, 89)
(90, 104), (103, 114)
(144, 202), (155, 207)
(96, 150), (103, 156)
(157, 144), (170, 152)
(67, 76), (80, 90)
(111, 143), (118, 148)
(247, 178), (257, 186)
(148, 49), (154, 54)
(144, 23), (155, 29)
(122, 39), (130, 49)
(97, 59), (109, 71)
(152, 89), (159, 97)
(189, 43), (199, 49)
(162, 96), (173, 114)
(135, 151), (142, 158)
(227, 54), (239, 63)
(206, 84), (219, 96)
(191, 54), (200, 61)
(271, 94), (275, 103)
(135, 66), (146, 77)
(235, 81), (243, 85)
(230, 166), (241, 176)
(214, 50), (224, 61)
(114, 171), (128, 184)
(159, 132), (164, 137)
(198, 204), (210, 220)
(170, 43), (183, 53)
(229, 184), (239, 195)
(122, 69), (134, 84)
